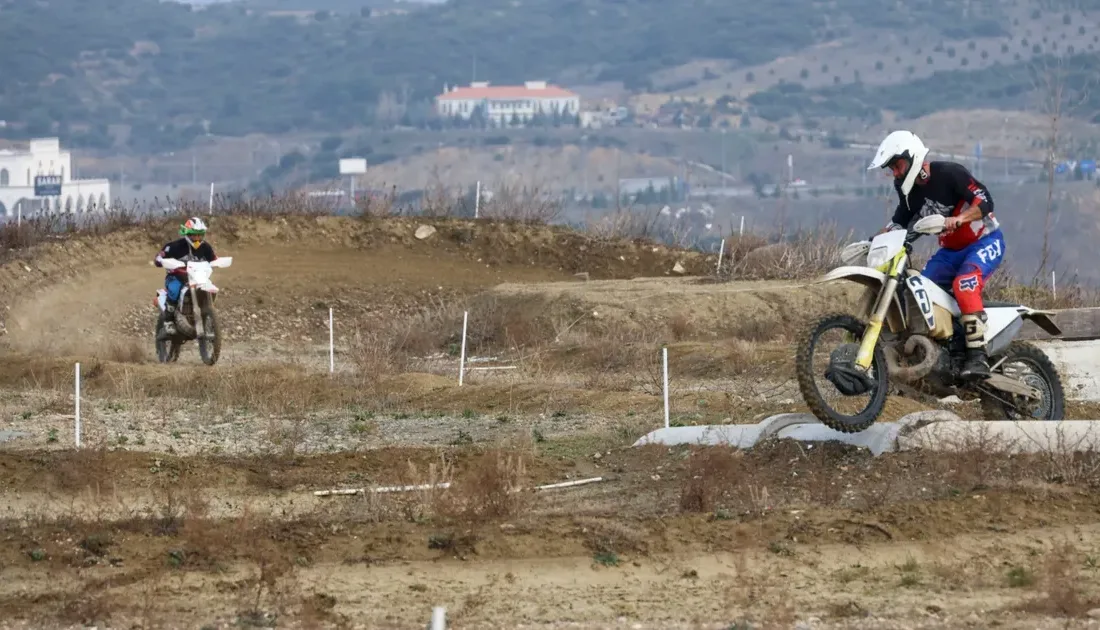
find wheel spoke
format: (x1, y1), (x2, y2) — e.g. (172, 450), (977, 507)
(796, 313), (889, 434)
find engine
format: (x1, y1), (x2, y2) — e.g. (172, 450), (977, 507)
(885, 334), (961, 396)
(884, 334), (946, 382)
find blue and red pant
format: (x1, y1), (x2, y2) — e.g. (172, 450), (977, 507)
(921, 229), (1005, 314)
(165, 274), (186, 304)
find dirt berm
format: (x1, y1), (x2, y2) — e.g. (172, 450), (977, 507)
(0, 215), (858, 358)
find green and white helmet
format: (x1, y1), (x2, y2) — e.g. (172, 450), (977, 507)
(179, 216), (208, 237)
(180, 216), (208, 248)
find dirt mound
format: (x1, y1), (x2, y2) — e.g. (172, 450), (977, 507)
(0, 216), (714, 355)
(486, 275), (866, 344)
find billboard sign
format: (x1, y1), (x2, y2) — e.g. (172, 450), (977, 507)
(339, 158), (367, 175)
(34, 174), (62, 197)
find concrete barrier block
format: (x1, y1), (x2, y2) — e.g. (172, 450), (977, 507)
(1034, 340), (1100, 401)
(632, 423), (770, 448)
(0, 430), (29, 444)
(897, 419), (1100, 453)
(631, 410), (962, 455)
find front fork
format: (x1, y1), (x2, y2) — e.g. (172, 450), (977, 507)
(854, 256), (906, 370)
(192, 288), (205, 338)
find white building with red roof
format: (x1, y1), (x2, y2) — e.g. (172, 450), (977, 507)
(436, 81), (580, 126)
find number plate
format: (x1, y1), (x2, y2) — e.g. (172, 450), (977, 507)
(906, 275), (936, 330)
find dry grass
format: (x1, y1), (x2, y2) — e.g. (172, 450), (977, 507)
(679, 446), (745, 514)
(583, 205), (676, 243)
(0, 357), (360, 416)
(14, 427), (1100, 626)
(439, 446), (531, 524)
(1018, 541), (1099, 617)
(477, 182), (565, 224)
(327, 446), (531, 528)
(576, 516), (648, 557)
(717, 225), (851, 282)
(343, 177), (565, 224)
(986, 261), (1100, 309)
(0, 193), (336, 259)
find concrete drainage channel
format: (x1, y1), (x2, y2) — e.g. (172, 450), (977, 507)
(633, 411), (1100, 456)
(635, 337), (1100, 457)
(0, 431), (30, 444)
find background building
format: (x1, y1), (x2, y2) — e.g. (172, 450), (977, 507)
(436, 81), (580, 126)
(0, 137), (112, 218)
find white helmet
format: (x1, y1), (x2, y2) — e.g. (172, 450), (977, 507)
(867, 130), (929, 197)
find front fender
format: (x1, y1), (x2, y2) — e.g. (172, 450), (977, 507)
(814, 266), (906, 333)
(813, 265), (887, 287)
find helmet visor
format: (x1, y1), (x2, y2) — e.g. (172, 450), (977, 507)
(885, 155), (908, 179)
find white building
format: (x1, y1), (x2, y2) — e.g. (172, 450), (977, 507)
(0, 137), (112, 218)
(435, 81), (580, 126)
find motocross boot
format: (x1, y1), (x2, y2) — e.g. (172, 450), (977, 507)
(162, 304), (178, 338)
(960, 311), (991, 380)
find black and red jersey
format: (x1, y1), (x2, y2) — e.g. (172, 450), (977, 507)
(887, 161), (1000, 250)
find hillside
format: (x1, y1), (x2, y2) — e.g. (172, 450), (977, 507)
(4, 0), (1092, 154)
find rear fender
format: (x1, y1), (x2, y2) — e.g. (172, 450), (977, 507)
(1018, 307), (1063, 337)
(815, 266), (906, 332)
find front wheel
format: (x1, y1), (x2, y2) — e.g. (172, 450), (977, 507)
(795, 313), (890, 434)
(980, 341), (1065, 421)
(197, 305), (221, 366)
(195, 292), (221, 365)
(154, 312), (181, 363)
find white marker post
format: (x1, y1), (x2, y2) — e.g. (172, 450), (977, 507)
(328, 307), (334, 374)
(662, 347), (670, 429)
(458, 311), (469, 386)
(1052, 271), (1057, 301)
(74, 362), (81, 448)
(739, 215), (745, 236)
(474, 181), (481, 219)
(716, 238), (725, 274)
(208, 182), (214, 212)
(430, 606), (447, 630)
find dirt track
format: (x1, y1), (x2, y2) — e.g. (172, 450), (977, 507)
(3, 215), (1100, 628)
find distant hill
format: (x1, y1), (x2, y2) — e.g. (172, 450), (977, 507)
(0, 0), (1096, 153)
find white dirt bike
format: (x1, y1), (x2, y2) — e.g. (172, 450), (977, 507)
(153, 257), (233, 366)
(795, 214), (1065, 433)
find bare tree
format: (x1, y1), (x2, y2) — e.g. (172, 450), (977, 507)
(374, 90), (405, 129)
(1028, 54), (1091, 278)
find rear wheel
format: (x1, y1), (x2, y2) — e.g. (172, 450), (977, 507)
(795, 313), (890, 434)
(980, 341), (1065, 420)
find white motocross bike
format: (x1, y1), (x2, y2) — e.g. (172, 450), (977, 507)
(153, 257), (233, 366)
(795, 214), (1065, 433)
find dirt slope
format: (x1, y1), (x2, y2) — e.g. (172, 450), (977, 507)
(0, 216), (716, 357)
(491, 275), (864, 340)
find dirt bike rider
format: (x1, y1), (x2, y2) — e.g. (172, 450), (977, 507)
(154, 216), (218, 337)
(867, 130), (1005, 380)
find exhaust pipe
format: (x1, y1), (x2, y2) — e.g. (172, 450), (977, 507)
(885, 334), (939, 382)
